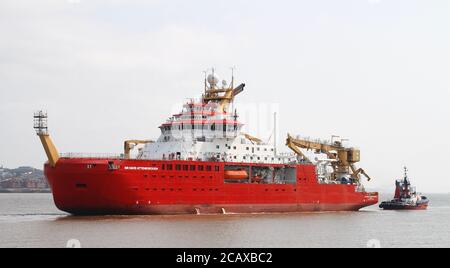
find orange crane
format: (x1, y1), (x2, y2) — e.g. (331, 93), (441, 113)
(286, 134), (372, 182)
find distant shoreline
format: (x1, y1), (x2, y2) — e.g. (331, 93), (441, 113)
(0, 189), (51, 193)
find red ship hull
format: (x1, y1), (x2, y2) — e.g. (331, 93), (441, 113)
(44, 158), (379, 215)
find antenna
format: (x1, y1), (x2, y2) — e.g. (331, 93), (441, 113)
(211, 67), (215, 90)
(274, 112), (277, 156)
(203, 70), (208, 93)
(229, 66), (236, 111)
(230, 66), (236, 89)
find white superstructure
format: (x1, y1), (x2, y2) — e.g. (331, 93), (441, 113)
(139, 71), (295, 164)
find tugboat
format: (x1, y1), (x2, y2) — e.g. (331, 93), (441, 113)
(380, 167), (429, 210)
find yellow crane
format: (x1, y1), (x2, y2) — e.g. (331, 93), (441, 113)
(203, 83), (245, 113)
(34, 111), (60, 167)
(243, 133), (263, 145)
(202, 69), (245, 113)
(286, 134), (372, 182)
(34, 111), (154, 163)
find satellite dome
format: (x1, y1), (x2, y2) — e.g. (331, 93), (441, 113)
(207, 74), (220, 86)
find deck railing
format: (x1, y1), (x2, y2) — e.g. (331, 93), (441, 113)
(60, 153), (124, 159)
(60, 152), (298, 164)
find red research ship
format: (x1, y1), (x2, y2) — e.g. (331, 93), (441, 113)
(34, 71), (378, 215)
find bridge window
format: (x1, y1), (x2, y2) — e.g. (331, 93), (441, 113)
(198, 165), (204, 171)
(206, 166), (212, 172)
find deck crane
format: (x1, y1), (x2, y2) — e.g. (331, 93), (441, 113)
(286, 134), (373, 182)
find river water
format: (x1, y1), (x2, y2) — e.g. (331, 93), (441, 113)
(0, 193), (449, 248)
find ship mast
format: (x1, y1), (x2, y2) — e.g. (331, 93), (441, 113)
(33, 111), (60, 167)
(203, 70), (207, 94)
(230, 66), (235, 90)
(202, 68), (245, 113)
(274, 112), (277, 156)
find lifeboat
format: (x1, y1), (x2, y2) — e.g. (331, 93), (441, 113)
(224, 170), (249, 180)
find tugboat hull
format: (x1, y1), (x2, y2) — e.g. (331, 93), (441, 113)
(379, 201), (428, 210)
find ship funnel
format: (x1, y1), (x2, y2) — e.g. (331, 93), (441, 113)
(34, 111), (60, 167)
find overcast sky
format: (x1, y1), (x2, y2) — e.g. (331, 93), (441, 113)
(1, 0), (449, 193)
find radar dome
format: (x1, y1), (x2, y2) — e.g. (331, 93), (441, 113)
(207, 74), (220, 86)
